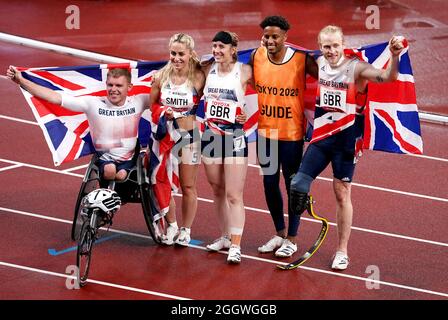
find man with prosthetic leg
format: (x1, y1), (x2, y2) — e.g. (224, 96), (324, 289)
(290, 25), (405, 271)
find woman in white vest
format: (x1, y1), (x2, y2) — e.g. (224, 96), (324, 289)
(150, 33), (205, 246)
(201, 31), (253, 264)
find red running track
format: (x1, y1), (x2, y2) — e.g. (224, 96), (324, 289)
(0, 0), (447, 301)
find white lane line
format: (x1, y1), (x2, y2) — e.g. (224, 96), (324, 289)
(0, 206), (154, 240)
(2, 157), (447, 204)
(62, 164), (89, 173)
(0, 158), (83, 178)
(0, 261), (190, 300)
(1, 207), (447, 299)
(1, 157), (447, 247)
(322, 176), (448, 203)
(0, 114), (38, 126)
(0, 164), (22, 172)
(2, 113), (448, 164)
(247, 163), (448, 203)
(238, 202), (448, 248)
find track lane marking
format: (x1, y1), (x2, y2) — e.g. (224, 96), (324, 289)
(0, 261), (191, 300)
(0, 207), (447, 298)
(2, 113), (448, 164)
(1, 157), (447, 203)
(0, 157), (447, 247)
(0, 164), (22, 172)
(0, 114), (39, 126)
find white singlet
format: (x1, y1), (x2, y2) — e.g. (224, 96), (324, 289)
(317, 56), (360, 115)
(159, 79), (198, 118)
(61, 94), (148, 162)
(203, 62), (246, 128)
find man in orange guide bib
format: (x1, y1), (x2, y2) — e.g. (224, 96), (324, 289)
(250, 15), (318, 258)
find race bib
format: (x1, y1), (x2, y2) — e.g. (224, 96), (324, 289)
(233, 135), (246, 152)
(206, 99), (237, 123)
(320, 87), (348, 113)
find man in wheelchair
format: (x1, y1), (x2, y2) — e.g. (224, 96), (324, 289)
(7, 65), (167, 243)
(6, 66), (149, 182)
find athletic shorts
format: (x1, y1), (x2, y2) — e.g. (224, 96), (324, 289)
(299, 116), (364, 182)
(201, 127), (248, 158)
(174, 128), (201, 165)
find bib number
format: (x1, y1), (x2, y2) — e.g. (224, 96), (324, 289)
(320, 87), (347, 112)
(233, 135), (246, 152)
(206, 99), (237, 123)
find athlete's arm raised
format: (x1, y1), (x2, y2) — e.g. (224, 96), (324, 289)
(356, 36), (405, 83)
(6, 65), (62, 105)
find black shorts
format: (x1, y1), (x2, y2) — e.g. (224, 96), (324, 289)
(175, 128), (201, 148)
(201, 127), (248, 158)
(299, 115), (364, 182)
(174, 127), (201, 165)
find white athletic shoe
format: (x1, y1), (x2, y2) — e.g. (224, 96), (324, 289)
(331, 251), (349, 270)
(275, 239), (298, 258)
(161, 224), (179, 245)
(174, 227), (191, 247)
(258, 235), (285, 253)
(227, 245), (241, 264)
(206, 236), (231, 251)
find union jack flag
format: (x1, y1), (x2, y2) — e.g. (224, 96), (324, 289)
(356, 41), (422, 154)
(149, 102), (180, 214)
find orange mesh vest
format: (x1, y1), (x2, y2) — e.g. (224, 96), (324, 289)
(254, 46), (306, 141)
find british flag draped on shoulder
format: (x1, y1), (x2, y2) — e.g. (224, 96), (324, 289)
(149, 101), (181, 214)
(304, 40), (423, 155)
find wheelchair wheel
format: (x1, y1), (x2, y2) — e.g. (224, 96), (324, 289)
(139, 183), (166, 244)
(71, 162), (101, 241)
(76, 219), (95, 287)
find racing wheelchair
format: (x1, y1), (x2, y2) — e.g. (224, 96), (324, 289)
(76, 188), (121, 286)
(71, 146), (168, 286)
(71, 146), (166, 244)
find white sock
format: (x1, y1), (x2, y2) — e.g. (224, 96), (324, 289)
(169, 221), (178, 229)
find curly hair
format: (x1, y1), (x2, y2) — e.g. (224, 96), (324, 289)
(259, 15), (290, 31)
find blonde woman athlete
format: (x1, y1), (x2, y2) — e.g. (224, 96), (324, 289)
(150, 33), (205, 246)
